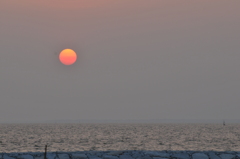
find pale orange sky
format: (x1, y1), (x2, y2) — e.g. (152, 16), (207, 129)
(0, 0), (240, 123)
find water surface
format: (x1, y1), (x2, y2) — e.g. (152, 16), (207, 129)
(0, 123), (239, 152)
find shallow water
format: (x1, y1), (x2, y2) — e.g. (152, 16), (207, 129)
(0, 123), (240, 152)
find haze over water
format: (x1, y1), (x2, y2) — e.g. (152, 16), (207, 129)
(1, 0), (240, 123)
(1, 124), (240, 153)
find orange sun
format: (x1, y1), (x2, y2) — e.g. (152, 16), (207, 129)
(59, 49), (77, 65)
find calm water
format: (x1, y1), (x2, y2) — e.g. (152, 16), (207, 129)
(0, 123), (240, 152)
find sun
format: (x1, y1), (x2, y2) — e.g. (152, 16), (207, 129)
(59, 49), (77, 65)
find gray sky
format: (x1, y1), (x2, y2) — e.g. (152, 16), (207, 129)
(1, 0), (240, 123)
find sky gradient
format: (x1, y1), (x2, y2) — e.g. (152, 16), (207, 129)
(1, 0), (240, 123)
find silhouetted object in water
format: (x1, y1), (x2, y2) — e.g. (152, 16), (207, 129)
(44, 145), (47, 159)
(223, 120), (225, 126)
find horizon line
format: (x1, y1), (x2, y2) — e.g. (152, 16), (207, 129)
(1, 119), (240, 124)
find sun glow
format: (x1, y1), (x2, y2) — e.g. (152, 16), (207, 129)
(59, 49), (77, 65)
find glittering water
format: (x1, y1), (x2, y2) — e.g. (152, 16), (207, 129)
(0, 123), (240, 152)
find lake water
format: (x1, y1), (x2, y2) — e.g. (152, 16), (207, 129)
(0, 123), (240, 152)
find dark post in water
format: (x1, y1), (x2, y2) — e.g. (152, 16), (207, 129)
(44, 145), (47, 159)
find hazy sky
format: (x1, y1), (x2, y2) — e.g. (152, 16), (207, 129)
(1, 0), (240, 123)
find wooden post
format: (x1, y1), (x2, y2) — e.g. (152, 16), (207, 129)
(44, 144), (47, 159)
